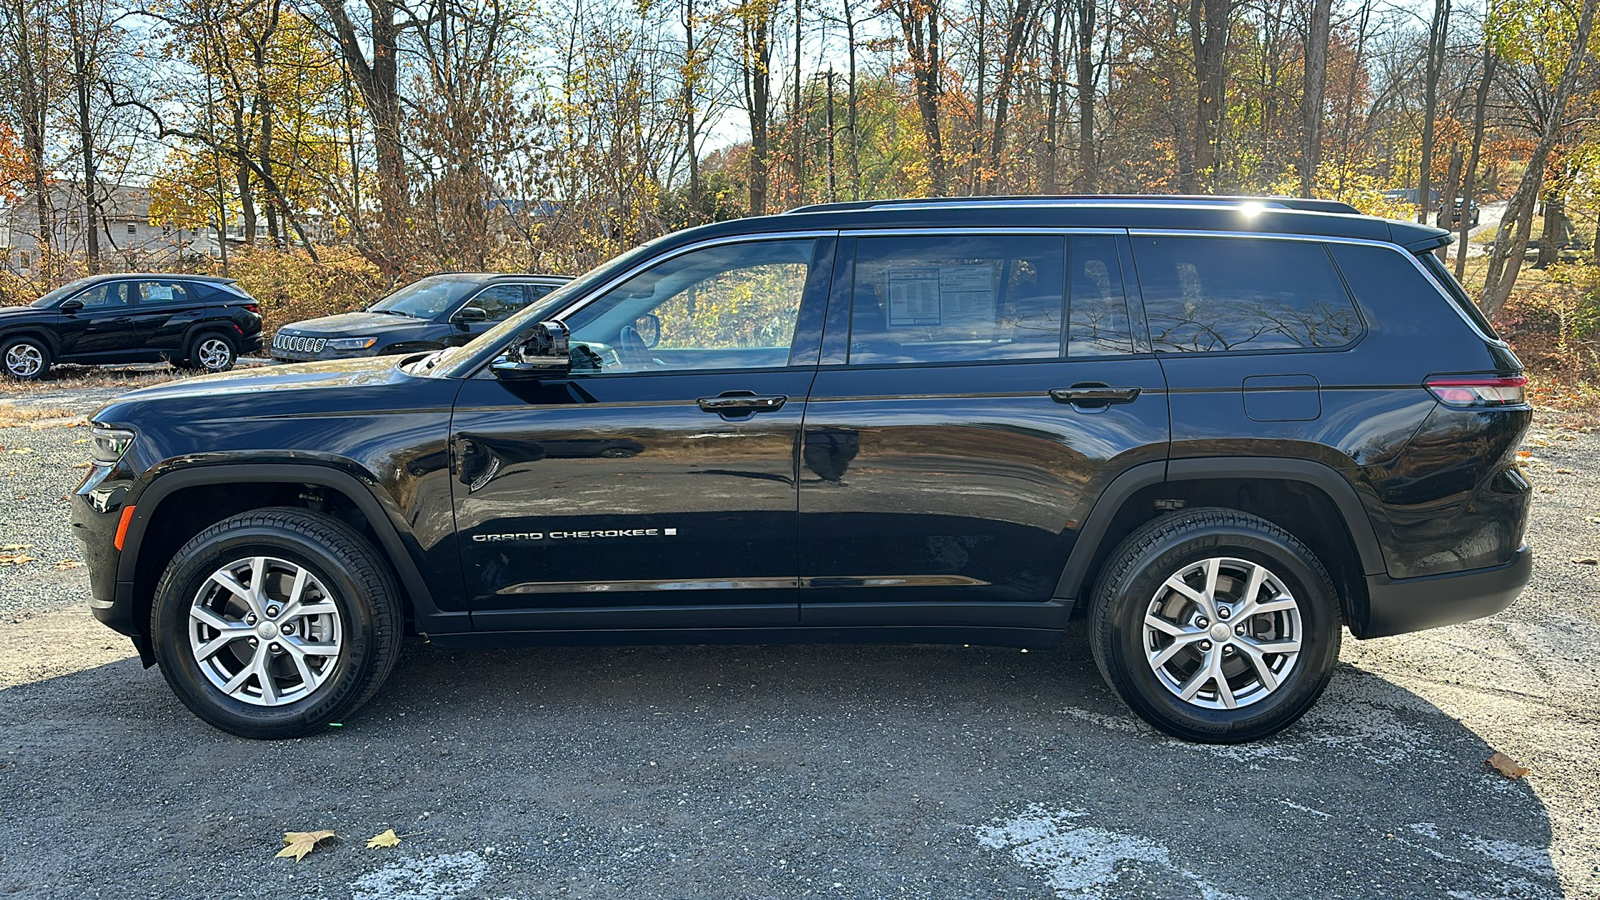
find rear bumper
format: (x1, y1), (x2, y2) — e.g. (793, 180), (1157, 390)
(1358, 544), (1532, 638)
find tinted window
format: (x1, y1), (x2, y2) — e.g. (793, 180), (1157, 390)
(565, 239), (818, 373)
(1067, 235), (1133, 356)
(849, 235), (1064, 364)
(469, 284), (532, 322)
(372, 276), (472, 319)
(1133, 237), (1360, 353)
(134, 281), (193, 305)
(72, 282), (131, 309)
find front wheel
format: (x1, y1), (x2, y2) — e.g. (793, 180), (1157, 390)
(1089, 508), (1342, 743)
(2, 336), (51, 380)
(151, 507), (402, 738)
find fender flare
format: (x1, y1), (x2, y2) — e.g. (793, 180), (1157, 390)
(0, 326), (63, 357)
(1053, 457), (1387, 601)
(116, 462), (454, 626)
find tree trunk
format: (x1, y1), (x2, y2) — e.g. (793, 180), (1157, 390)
(1299, 0), (1332, 197)
(1481, 0), (1598, 318)
(1074, 0), (1096, 191)
(1536, 184), (1564, 269)
(791, 0), (803, 205)
(69, 2), (100, 273)
(743, 2), (773, 215)
(1416, 0), (1450, 224)
(1455, 49), (1494, 280)
(844, 0), (859, 199)
(1188, 0), (1232, 191)
(984, 0), (1035, 192)
(894, 0), (947, 194)
(1042, 0), (1065, 192)
(316, 0), (405, 263)
(1438, 145), (1462, 260)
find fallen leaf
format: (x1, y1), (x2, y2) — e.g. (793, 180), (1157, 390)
(1556, 469), (1575, 475)
(366, 829), (401, 849)
(5, 448), (34, 455)
(276, 829), (337, 862)
(1572, 558), (1598, 566)
(0, 554), (37, 566)
(1486, 751), (1529, 779)
(0, 544), (31, 551)
(54, 559), (82, 571)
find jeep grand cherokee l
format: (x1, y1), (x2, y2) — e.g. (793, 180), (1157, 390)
(72, 196), (1533, 743)
(2, 273), (262, 379)
(270, 273), (568, 363)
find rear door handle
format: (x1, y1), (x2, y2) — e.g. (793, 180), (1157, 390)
(1049, 384), (1142, 407)
(697, 393), (788, 414)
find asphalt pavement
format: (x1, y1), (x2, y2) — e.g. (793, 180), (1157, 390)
(0, 374), (1595, 899)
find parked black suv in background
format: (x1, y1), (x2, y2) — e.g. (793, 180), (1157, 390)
(269, 272), (568, 363)
(73, 196), (1532, 743)
(1, 274), (262, 380)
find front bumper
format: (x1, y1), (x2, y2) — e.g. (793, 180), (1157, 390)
(70, 462), (154, 664)
(1358, 544), (1532, 638)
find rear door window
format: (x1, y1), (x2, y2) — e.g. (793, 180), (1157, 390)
(848, 235), (1065, 364)
(1131, 236), (1361, 353)
(1066, 235), (1134, 356)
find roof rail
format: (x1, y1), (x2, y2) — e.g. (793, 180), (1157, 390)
(785, 195), (1362, 216)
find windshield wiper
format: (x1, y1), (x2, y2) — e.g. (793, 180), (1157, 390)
(369, 308), (417, 318)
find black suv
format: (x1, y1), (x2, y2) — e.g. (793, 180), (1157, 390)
(1, 274), (263, 380)
(73, 197), (1533, 743)
(269, 273), (568, 363)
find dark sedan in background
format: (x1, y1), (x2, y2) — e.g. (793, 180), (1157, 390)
(270, 272), (569, 363)
(1, 273), (263, 380)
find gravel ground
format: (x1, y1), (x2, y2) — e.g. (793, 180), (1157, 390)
(0, 375), (1597, 899)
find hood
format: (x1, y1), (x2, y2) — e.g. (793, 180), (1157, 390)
(0, 304), (49, 318)
(278, 311), (433, 337)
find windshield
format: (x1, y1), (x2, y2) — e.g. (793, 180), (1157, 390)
(371, 276), (477, 319)
(30, 277), (97, 309)
(431, 235), (676, 378)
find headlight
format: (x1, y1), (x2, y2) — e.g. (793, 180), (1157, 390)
(325, 337), (378, 351)
(90, 425), (136, 464)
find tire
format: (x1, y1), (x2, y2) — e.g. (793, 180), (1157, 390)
(189, 331), (236, 373)
(1089, 507), (1342, 743)
(2, 335), (51, 381)
(150, 507), (403, 739)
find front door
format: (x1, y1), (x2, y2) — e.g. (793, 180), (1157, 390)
(451, 236), (835, 631)
(57, 281), (137, 358)
(798, 232), (1170, 624)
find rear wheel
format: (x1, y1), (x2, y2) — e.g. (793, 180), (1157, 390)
(151, 507), (402, 738)
(1089, 508), (1342, 743)
(189, 332), (236, 373)
(2, 336), (51, 380)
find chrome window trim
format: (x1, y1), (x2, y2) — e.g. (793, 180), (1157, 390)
(1126, 228), (1506, 347)
(841, 226), (1125, 237)
(464, 230), (838, 378)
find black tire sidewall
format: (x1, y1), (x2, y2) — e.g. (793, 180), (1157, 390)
(2, 336), (50, 380)
(1096, 518), (1341, 742)
(152, 522), (384, 738)
(190, 331), (235, 372)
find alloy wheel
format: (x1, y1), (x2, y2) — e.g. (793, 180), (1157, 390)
(4, 343), (43, 378)
(197, 338), (233, 371)
(188, 556), (344, 706)
(1141, 556), (1303, 710)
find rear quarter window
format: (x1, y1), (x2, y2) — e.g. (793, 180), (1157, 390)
(1131, 236), (1362, 353)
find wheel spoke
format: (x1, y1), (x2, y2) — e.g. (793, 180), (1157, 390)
(221, 656), (258, 695)
(255, 656), (279, 704)
(1235, 642), (1281, 692)
(286, 644), (319, 689)
(285, 636), (340, 657)
(190, 605), (243, 632)
(1199, 558), (1221, 618)
(1144, 613), (1186, 638)
(1241, 636), (1301, 655)
(1248, 597), (1297, 616)
(1212, 657), (1238, 709)
(208, 569), (254, 604)
(195, 630), (250, 661)
(1149, 632), (1206, 667)
(1177, 662), (1212, 701)
(1235, 563), (1267, 614)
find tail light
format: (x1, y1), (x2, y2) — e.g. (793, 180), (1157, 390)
(1425, 374), (1527, 408)
(242, 303), (260, 313)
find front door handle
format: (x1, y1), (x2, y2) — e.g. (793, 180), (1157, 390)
(697, 393), (788, 414)
(1050, 384), (1142, 407)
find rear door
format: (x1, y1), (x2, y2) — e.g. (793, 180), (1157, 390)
(450, 235), (835, 631)
(797, 231), (1170, 624)
(127, 279), (209, 357)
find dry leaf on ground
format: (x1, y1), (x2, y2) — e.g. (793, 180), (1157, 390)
(276, 829), (337, 861)
(1487, 751), (1530, 779)
(54, 559), (83, 570)
(366, 829), (402, 849)
(1572, 557), (1599, 566)
(0, 554), (37, 566)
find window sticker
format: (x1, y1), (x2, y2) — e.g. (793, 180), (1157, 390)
(888, 266), (942, 326)
(147, 285), (175, 301)
(886, 264), (996, 328)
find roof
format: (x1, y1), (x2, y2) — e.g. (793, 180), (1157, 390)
(422, 272), (572, 282)
(76, 272), (238, 285)
(672, 195), (1451, 253)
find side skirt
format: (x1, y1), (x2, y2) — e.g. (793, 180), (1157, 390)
(425, 624), (1066, 651)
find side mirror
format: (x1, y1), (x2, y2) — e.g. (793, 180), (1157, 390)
(60, 298), (84, 313)
(493, 320), (571, 379)
(634, 313), (661, 348)
(452, 306), (488, 327)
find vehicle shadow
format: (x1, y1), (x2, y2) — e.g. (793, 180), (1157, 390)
(0, 628), (1564, 900)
